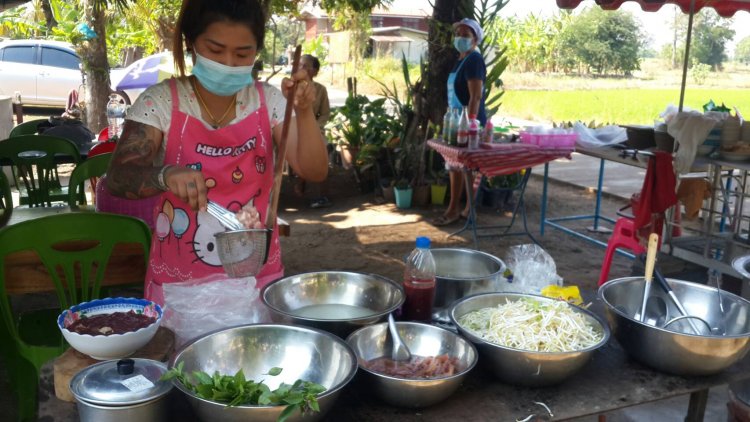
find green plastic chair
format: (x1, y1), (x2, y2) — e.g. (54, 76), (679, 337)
(0, 135), (81, 207)
(0, 171), (12, 227)
(0, 212), (151, 421)
(8, 119), (47, 138)
(67, 153), (113, 209)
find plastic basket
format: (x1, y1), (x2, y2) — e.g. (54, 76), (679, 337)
(537, 133), (578, 147)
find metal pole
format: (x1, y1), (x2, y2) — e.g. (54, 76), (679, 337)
(678, 0), (697, 112)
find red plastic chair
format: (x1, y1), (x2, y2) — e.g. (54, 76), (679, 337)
(97, 127), (109, 142)
(598, 218), (646, 286)
(89, 140), (117, 157)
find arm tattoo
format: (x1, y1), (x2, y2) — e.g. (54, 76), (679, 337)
(107, 120), (165, 199)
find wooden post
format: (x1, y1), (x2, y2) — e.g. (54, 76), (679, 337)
(347, 77), (357, 96)
(12, 91), (23, 124)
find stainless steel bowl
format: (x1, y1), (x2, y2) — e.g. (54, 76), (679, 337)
(346, 321), (477, 408)
(450, 292), (609, 387)
(599, 276), (750, 376)
(432, 248), (506, 319)
(732, 255), (750, 279)
(170, 324), (357, 422)
(261, 271), (405, 338)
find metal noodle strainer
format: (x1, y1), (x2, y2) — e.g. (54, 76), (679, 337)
(215, 228), (271, 278)
(213, 45), (303, 278)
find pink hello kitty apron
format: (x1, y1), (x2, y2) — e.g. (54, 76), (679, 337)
(144, 79), (283, 306)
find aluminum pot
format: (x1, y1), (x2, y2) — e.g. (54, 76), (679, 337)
(70, 358), (172, 422)
(432, 248), (506, 320)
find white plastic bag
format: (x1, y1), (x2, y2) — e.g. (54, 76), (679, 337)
(162, 274), (269, 348)
(573, 122), (627, 148)
(505, 244), (563, 294)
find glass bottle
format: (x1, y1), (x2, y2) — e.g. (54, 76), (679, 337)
(402, 236), (436, 321)
(106, 94), (126, 140)
(441, 108), (452, 142)
(457, 106), (469, 147)
(449, 108), (460, 146)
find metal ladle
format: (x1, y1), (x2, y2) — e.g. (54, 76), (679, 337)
(388, 314), (411, 362)
(644, 293), (669, 327)
(653, 266), (704, 335)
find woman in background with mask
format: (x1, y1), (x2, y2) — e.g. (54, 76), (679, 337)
(105, 0), (328, 305)
(433, 18), (487, 226)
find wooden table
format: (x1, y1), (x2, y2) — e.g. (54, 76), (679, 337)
(37, 294), (749, 421)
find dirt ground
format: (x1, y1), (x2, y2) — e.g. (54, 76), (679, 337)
(277, 165), (637, 292)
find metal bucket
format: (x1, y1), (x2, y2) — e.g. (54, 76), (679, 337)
(432, 248), (506, 321)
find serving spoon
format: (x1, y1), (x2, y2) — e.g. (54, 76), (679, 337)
(638, 233), (659, 323)
(388, 314), (412, 362)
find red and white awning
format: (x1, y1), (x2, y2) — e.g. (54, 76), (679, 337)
(556, 0), (750, 18)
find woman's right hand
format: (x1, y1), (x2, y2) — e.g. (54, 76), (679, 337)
(163, 166), (209, 212)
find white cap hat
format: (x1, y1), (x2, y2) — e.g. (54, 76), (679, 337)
(453, 18), (483, 44)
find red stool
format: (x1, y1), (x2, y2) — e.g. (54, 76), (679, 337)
(598, 218), (646, 286)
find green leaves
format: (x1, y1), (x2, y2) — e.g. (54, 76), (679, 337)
(160, 365), (326, 422)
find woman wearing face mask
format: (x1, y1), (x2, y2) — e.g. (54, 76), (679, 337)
(433, 18), (487, 227)
(105, 0), (328, 306)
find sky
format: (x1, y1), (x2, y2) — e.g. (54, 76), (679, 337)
(498, 0), (750, 52)
(385, 0), (750, 53)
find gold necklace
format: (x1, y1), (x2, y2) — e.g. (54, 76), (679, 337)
(191, 77), (236, 129)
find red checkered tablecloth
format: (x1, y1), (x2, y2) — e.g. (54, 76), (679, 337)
(428, 140), (574, 177)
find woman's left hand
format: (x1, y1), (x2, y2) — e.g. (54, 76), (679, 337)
(281, 70), (314, 112)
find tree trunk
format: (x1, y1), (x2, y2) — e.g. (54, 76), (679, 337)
(156, 17), (175, 52)
(42, 0), (57, 30)
(81, 0), (111, 133)
(425, 0), (471, 126)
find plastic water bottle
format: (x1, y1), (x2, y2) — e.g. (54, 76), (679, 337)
(106, 94), (126, 139)
(468, 117), (479, 149)
(457, 106), (469, 147)
(402, 236), (436, 321)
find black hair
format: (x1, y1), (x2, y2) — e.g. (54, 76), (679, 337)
(173, 0), (266, 76)
(302, 54), (321, 72)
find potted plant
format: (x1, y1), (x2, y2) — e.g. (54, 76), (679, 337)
(375, 55), (428, 208)
(393, 177), (413, 209)
(430, 168), (449, 206)
(327, 94), (369, 170)
(479, 172), (523, 211)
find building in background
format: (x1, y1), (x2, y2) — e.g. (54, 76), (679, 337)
(300, 2), (431, 64)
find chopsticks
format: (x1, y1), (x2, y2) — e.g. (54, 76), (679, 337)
(265, 44), (302, 229)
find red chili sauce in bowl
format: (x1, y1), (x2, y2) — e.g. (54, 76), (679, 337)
(67, 310), (156, 336)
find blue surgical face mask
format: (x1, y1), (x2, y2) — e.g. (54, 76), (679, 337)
(453, 36), (474, 54)
(192, 52), (254, 96)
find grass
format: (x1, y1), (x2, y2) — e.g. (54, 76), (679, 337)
(319, 57), (750, 125)
(500, 88), (750, 125)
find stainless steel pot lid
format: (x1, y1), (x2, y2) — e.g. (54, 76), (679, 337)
(70, 358), (172, 406)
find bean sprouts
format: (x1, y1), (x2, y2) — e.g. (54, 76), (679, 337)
(458, 298), (603, 352)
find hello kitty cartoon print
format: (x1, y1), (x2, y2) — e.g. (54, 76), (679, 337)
(144, 79), (283, 306)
